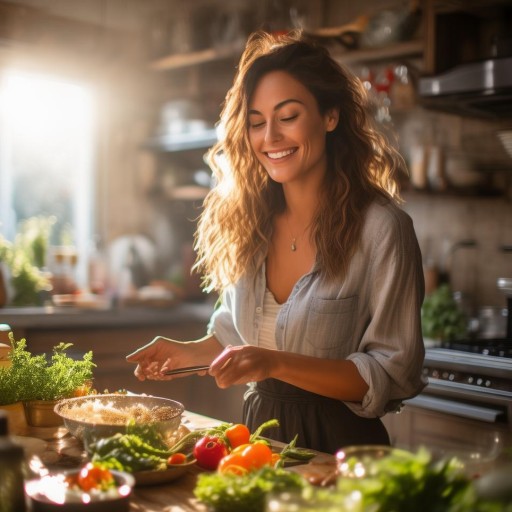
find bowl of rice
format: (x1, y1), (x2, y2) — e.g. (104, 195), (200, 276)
(54, 394), (184, 444)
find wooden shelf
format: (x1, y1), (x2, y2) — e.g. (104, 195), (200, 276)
(149, 39), (424, 72)
(332, 39), (424, 66)
(149, 45), (240, 71)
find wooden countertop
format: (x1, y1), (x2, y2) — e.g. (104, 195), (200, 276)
(0, 301), (214, 330)
(18, 411), (336, 511)
(19, 411), (225, 511)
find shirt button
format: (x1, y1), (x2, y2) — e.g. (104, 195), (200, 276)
(256, 307), (262, 314)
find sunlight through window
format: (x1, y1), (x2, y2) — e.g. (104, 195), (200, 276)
(0, 70), (95, 287)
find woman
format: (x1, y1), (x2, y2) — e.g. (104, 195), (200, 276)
(126, 31), (426, 453)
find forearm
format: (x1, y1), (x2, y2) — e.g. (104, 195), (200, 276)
(272, 351), (369, 402)
(183, 334), (225, 365)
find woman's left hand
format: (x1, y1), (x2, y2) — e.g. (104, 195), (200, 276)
(209, 345), (275, 388)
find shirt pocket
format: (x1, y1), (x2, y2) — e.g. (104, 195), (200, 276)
(305, 296), (358, 352)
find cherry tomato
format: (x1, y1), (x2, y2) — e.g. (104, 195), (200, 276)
(240, 442), (273, 470)
(76, 463), (114, 491)
(225, 423), (251, 449)
(217, 453), (250, 475)
(167, 453), (187, 465)
(193, 436), (228, 470)
(271, 452), (281, 467)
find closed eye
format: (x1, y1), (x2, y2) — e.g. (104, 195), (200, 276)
(281, 114), (298, 122)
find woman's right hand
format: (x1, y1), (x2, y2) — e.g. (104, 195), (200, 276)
(126, 337), (197, 381)
(125, 334), (223, 381)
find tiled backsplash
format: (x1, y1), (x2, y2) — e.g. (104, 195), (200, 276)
(403, 192), (512, 311)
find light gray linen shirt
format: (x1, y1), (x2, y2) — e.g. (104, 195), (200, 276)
(208, 198), (427, 418)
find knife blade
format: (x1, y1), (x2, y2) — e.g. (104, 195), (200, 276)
(163, 365), (210, 376)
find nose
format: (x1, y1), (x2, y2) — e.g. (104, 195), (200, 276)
(264, 120), (282, 143)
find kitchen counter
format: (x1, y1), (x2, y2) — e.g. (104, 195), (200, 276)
(0, 301), (214, 330)
(19, 410), (223, 511)
(19, 410), (331, 511)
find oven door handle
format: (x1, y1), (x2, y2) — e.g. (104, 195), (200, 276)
(405, 395), (504, 423)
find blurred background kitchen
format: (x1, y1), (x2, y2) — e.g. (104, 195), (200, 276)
(0, 0), (511, 456)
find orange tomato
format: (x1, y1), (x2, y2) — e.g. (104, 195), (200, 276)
(231, 443), (252, 455)
(217, 453), (250, 475)
(225, 424), (251, 449)
(240, 442), (273, 470)
(271, 452), (281, 467)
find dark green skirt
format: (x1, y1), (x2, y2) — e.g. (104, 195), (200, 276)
(243, 378), (389, 454)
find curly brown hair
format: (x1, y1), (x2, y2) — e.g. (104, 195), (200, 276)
(194, 30), (404, 292)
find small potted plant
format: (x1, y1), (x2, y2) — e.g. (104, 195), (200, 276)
(0, 333), (95, 427)
(421, 284), (468, 343)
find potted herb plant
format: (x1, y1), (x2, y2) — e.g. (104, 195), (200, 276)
(0, 333), (95, 427)
(421, 284), (468, 343)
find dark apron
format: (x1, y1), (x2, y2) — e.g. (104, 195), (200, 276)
(243, 378), (390, 454)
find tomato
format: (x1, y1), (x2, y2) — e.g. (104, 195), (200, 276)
(230, 443), (252, 455)
(193, 436), (228, 470)
(225, 423), (251, 449)
(271, 452), (281, 467)
(76, 463), (114, 492)
(167, 453), (187, 465)
(240, 442), (273, 470)
(217, 453), (250, 475)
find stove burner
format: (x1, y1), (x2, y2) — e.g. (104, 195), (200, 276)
(440, 339), (512, 358)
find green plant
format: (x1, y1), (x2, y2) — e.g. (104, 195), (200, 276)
(0, 215), (55, 306)
(0, 333), (95, 404)
(421, 284), (468, 341)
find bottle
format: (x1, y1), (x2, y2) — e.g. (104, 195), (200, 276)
(0, 410), (27, 512)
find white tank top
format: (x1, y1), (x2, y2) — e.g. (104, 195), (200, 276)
(258, 288), (281, 350)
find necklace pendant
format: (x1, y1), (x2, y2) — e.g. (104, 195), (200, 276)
(291, 239), (297, 252)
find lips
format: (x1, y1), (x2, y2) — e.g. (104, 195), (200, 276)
(266, 148), (296, 160)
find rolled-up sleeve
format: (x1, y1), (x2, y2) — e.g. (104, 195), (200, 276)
(207, 288), (245, 347)
(346, 209), (427, 417)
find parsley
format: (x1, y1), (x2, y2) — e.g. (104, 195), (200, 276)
(194, 466), (306, 512)
(0, 333), (95, 404)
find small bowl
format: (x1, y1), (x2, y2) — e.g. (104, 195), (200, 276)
(26, 469), (134, 512)
(54, 394), (184, 445)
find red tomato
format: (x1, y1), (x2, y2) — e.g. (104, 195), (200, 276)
(217, 453), (250, 475)
(193, 436), (228, 470)
(76, 463), (114, 492)
(240, 442), (273, 470)
(225, 424), (251, 449)
(167, 453), (187, 465)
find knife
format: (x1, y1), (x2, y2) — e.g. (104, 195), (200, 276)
(163, 365), (210, 376)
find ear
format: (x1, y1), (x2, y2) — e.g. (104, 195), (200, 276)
(325, 108), (339, 132)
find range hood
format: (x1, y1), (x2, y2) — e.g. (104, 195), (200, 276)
(418, 57), (512, 118)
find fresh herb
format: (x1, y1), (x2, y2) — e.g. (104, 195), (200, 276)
(194, 466), (306, 512)
(421, 284), (468, 341)
(0, 333), (95, 404)
(321, 447), (512, 512)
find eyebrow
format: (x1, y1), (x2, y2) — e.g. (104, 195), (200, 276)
(248, 98), (304, 116)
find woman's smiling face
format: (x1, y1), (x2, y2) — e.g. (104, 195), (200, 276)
(247, 70), (338, 186)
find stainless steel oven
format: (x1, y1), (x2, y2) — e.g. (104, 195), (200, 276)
(383, 340), (512, 474)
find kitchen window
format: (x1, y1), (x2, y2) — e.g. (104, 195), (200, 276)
(0, 69), (96, 286)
